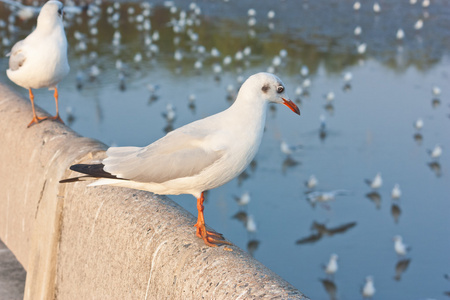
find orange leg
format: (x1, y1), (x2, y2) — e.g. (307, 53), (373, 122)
(194, 192), (231, 247)
(48, 88), (64, 124)
(27, 89), (49, 127)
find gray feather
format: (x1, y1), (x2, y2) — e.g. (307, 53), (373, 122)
(103, 126), (224, 184)
(8, 40), (26, 71)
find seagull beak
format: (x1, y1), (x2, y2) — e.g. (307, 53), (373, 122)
(282, 98), (300, 115)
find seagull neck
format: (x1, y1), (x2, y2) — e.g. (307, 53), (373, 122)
(227, 95), (268, 129)
(36, 18), (62, 34)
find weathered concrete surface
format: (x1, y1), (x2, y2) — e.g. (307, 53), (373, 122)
(0, 82), (309, 299)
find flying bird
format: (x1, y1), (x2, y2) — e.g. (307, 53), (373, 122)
(60, 72), (300, 247)
(6, 0), (70, 127)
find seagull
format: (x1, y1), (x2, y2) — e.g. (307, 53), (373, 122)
(428, 144), (442, 160)
(393, 235), (410, 256)
(6, 1), (70, 127)
(246, 214), (257, 233)
(357, 43), (367, 54)
(414, 19), (423, 30)
(414, 118), (424, 131)
(280, 140), (302, 156)
(396, 28), (405, 40)
(432, 86), (441, 97)
(306, 190), (347, 208)
(305, 175), (318, 189)
(60, 72), (300, 247)
(325, 91), (335, 102)
(362, 276), (376, 298)
(373, 2), (381, 13)
(234, 191), (251, 207)
(391, 184), (402, 199)
(365, 172), (382, 189)
(300, 65), (309, 77)
(324, 254), (338, 277)
(343, 72), (353, 82)
(162, 103), (176, 123)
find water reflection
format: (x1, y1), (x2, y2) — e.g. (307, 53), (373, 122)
(428, 161), (441, 177)
(296, 221), (357, 245)
(320, 278), (337, 300)
(391, 203), (401, 224)
(366, 191), (381, 209)
(394, 258), (411, 281)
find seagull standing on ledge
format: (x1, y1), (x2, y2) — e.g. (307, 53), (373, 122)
(61, 73), (300, 247)
(6, 1), (70, 127)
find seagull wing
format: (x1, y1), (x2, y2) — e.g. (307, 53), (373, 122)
(7, 40), (26, 71)
(103, 125), (225, 184)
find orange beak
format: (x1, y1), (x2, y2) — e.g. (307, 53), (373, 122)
(282, 98), (300, 115)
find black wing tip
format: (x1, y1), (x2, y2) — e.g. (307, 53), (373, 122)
(69, 163), (121, 180)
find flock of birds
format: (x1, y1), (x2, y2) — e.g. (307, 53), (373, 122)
(0, 0), (447, 299)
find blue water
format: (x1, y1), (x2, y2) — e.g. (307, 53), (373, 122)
(0, 1), (449, 299)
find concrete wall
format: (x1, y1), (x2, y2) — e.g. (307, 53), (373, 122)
(0, 83), (308, 299)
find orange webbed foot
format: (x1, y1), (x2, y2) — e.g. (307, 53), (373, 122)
(49, 114), (65, 124)
(194, 223), (231, 247)
(27, 116), (49, 127)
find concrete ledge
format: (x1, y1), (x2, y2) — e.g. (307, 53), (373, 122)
(0, 82), (308, 299)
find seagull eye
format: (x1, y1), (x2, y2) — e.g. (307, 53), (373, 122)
(277, 86), (284, 93)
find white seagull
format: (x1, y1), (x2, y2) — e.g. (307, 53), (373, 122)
(6, 0), (70, 127)
(234, 191), (251, 207)
(428, 144), (443, 160)
(362, 276), (376, 298)
(305, 175), (318, 189)
(365, 172), (382, 189)
(391, 184), (402, 199)
(414, 118), (424, 131)
(61, 72), (300, 247)
(393, 235), (410, 256)
(324, 254), (338, 276)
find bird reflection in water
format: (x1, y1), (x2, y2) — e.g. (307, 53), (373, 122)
(366, 191), (381, 209)
(247, 239), (260, 257)
(296, 221), (357, 245)
(413, 133), (423, 145)
(282, 156), (300, 174)
(320, 278), (337, 300)
(237, 170), (250, 186)
(444, 274), (450, 297)
(319, 114), (327, 142)
(391, 203), (401, 224)
(231, 210), (260, 257)
(394, 258), (411, 281)
(428, 161), (441, 177)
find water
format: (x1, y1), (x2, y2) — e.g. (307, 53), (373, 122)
(0, 1), (449, 299)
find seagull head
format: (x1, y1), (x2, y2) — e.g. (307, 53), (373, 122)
(244, 72), (300, 115)
(37, 1), (65, 27)
(393, 235), (402, 242)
